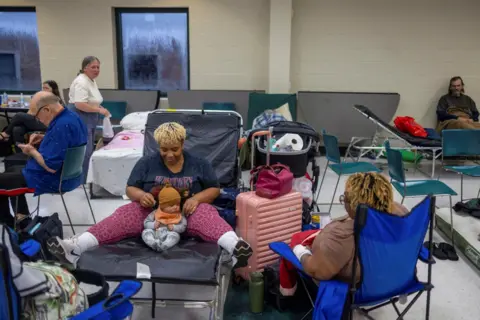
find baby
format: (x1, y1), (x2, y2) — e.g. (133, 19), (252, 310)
(142, 185), (187, 252)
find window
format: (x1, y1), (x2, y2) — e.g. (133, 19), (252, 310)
(0, 7), (41, 92)
(115, 8), (190, 92)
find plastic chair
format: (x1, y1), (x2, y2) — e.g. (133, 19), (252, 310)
(269, 196), (436, 320)
(96, 100), (127, 130)
(316, 130), (381, 213)
(0, 234), (142, 320)
(54, 145), (96, 234)
(441, 129), (480, 201)
(384, 141), (457, 245)
(202, 102), (236, 111)
(0, 146), (95, 235)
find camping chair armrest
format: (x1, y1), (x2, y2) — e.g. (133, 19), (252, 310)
(419, 246), (435, 264)
(20, 239), (42, 258)
(269, 242), (305, 272)
(69, 280), (142, 320)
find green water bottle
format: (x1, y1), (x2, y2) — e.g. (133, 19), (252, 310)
(249, 272), (264, 313)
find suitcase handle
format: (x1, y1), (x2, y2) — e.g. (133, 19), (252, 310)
(250, 127), (273, 169)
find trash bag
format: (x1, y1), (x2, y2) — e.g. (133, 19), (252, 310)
(102, 116), (114, 144)
(394, 116), (427, 138)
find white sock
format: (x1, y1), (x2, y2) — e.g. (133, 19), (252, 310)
(75, 232), (99, 253)
(217, 231), (239, 254)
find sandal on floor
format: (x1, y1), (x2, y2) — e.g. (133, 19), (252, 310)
(423, 241), (448, 260)
(438, 243), (459, 261)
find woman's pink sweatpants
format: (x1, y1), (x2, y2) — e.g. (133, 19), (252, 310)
(88, 202), (233, 245)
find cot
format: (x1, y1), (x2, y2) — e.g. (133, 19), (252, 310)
(346, 105), (442, 177)
(78, 109), (243, 319)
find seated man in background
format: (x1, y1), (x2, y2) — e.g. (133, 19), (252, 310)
(436, 76), (480, 131)
(0, 91), (87, 227)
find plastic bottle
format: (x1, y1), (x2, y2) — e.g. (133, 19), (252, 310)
(20, 93), (24, 106)
(2, 92), (7, 106)
(249, 272), (264, 314)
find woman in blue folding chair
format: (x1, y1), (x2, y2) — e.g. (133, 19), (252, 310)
(279, 172), (409, 296)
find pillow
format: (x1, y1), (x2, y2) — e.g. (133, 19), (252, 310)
(120, 112), (150, 131)
(275, 103), (293, 121)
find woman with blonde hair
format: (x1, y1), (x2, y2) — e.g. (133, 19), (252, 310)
(48, 122), (253, 268)
(279, 172), (409, 296)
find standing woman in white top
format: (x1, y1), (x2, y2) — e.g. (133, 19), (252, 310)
(68, 56), (110, 182)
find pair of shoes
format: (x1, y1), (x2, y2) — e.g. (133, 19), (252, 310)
(233, 239), (253, 268)
(46, 236), (82, 269)
(423, 241), (458, 261)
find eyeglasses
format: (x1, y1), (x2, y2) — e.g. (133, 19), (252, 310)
(34, 104), (48, 119)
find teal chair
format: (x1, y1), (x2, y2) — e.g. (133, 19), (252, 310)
(96, 101), (127, 130)
(441, 129), (480, 201)
(202, 102), (236, 111)
(385, 141), (457, 245)
(37, 145), (95, 234)
(316, 130), (381, 213)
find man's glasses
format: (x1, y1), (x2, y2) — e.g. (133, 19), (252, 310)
(34, 104), (48, 119)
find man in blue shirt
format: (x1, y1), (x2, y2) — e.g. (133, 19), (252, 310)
(0, 91), (87, 227)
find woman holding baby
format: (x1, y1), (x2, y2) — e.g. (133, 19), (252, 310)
(48, 122), (253, 269)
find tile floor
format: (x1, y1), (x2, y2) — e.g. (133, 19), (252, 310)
(6, 157), (480, 319)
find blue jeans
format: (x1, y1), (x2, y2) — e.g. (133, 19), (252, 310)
(68, 104), (98, 183)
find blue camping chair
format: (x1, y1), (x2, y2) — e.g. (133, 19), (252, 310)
(441, 129), (480, 201)
(0, 227), (142, 320)
(316, 130), (381, 212)
(384, 141), (457, 246)
(269, 196), (436, 320)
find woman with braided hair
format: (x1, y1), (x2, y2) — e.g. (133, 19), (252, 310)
(279, 172), (409, 296)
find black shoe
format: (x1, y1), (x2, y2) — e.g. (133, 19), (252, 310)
(233, 239), (253, 268)
(438, 242), (459, 261)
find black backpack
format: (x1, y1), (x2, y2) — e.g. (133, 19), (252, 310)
(453, 199), (480, 219)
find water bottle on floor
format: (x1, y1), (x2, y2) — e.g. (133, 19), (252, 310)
(249, 272), (264, 313)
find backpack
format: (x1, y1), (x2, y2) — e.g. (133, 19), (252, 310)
(21, 261), (88, 319)
(453, 198), (480, 219)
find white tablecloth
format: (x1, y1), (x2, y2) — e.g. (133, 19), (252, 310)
(86, 131), (144, 196)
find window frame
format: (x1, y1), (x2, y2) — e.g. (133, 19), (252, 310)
(114, 7), (191, 95)
(0, 6), (40, 94)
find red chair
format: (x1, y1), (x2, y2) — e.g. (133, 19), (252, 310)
(0, 187), (38, 230)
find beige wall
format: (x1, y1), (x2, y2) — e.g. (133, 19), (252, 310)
(291, 0), (480, 126)
(2, 0), (480, 125)
(2, 0), (270, 94)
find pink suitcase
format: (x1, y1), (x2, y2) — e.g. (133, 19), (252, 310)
(235, 191), (303, 280)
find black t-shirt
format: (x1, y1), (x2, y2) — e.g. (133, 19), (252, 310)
(126, 151), (220, 205)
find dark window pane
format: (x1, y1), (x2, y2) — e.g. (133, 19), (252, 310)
(0, 10), (41, 91)
(117, 10), (189, 91)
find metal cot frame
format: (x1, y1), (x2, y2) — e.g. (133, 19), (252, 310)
(116, 253), (232, 320)
(345, 106), (443, 178)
